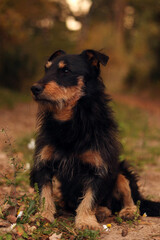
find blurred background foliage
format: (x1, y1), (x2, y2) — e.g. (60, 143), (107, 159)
(0, 0), (160, 94)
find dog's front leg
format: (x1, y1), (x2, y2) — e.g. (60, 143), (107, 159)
(75, 188), (102, 230)
(30, 165), (56, 222)
(40, 181), (56, 222)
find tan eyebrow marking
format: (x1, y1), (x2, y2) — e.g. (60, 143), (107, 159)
(58, 61), (66, 68)
(45, 61), (52, 68)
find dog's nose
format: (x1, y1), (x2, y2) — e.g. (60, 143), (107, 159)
(31, 85), (43, 96)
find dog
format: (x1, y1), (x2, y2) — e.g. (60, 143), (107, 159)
(30, 49), (160, 230)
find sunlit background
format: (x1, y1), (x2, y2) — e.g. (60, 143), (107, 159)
(0, 0), (159, 94)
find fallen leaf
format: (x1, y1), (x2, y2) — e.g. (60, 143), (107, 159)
(23, 223), (30, 232)
(7, 215), (17, 223)
(28, 225), (36, 234)
(49, 233), (62, 240)
(16, 225), (24, 236)
(0, 219), (10, 227)
(0, 225), (16, 233)
(1, 204), (10, 212)
(3, 205), (17, 216)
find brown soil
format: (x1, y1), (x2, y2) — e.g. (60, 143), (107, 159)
(101, 217), (160, 240)
(0, 102), (37, 149)
(0, 94), (160, 240)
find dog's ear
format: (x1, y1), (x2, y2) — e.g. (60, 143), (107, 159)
(45, 50), (66, 70)
(81, 49), (109, 68)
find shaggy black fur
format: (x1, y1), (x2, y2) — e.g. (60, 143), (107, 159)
(30, 49), (160, 220)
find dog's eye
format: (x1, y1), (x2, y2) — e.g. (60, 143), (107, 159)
(62, 67), (70, 73)
(64, 68), (69, 73)
(58, 66), (71, 75)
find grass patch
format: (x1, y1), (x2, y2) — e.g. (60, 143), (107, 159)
(0, 87), (31, 109)
(15, 133), (36, 187)
(15, 133), (36, 164)
(0, 190), (100, 240)
(112, 102), (160, 168)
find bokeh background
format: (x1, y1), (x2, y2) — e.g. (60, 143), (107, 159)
(0, 0), (160, 94)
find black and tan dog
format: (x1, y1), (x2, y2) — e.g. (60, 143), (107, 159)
(30, 49), (160, 230)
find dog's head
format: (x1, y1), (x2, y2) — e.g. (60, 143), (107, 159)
(31, 49), (109, 118)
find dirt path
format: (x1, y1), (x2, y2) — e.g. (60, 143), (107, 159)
(101, 216), (160, 240)
(0, 94), (160, 239)
(112, 93), (160, 116)
(0, 102), (37, 149)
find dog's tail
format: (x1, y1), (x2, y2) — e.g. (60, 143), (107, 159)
(119, 160), (160, 217)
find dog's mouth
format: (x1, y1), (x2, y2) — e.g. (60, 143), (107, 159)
(32, 93), (66, 111)
(33, 94), (57, 104)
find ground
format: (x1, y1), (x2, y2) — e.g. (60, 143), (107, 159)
(0, 93), (160, 239)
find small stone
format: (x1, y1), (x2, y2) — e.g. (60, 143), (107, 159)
(122, 228), (128, 237)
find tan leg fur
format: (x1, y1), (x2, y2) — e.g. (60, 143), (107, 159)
(75, 188), (102, 230)
(41, 182), (56, 222)
(116, 174), (137, 220)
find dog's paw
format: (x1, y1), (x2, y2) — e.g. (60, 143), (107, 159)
(42, 210), (55, 222)
(96, 206), (112, 222)
(119, 205), (138, 220)
(75, 216), (102, 230)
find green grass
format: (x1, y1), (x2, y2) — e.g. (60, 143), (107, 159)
(15, 133), (36, 187)
(112, 102), (160, 168)
(0, 191), (100, 240)
(15, 132), (36, 164)
(0, 87), (31, 109)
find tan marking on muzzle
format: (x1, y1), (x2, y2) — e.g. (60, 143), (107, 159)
(43, 77), (84, 121)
